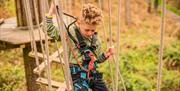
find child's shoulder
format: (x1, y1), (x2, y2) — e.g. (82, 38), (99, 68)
(67, 23), (78, 39)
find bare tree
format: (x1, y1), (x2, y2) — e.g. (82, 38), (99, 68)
(146, 0), (152, 13)
(154, 0), (159, 12)
(125, 0), (131, 25)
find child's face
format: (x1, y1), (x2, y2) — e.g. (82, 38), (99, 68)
(79, 21), (97, 38)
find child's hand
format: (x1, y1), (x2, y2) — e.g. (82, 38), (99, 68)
(104, 46), (114, 58)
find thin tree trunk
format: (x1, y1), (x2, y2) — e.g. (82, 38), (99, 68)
(125, 0), (131, 25)
(154, 0), (159, 12)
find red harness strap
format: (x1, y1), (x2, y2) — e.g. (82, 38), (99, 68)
(87, 52), (96, 78)
(65, 33), (96, 79)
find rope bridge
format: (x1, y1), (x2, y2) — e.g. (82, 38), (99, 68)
(22, 0), (166, 91)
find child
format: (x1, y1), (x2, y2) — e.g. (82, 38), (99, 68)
(46, 2), (113, 91)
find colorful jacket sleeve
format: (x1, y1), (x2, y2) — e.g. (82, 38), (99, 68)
(95, 37), (108, 63)
(45, 15), (60, 40)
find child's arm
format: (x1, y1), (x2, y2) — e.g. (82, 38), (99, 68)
(44, 2), (60, 40)
(95, 39), (114, 63)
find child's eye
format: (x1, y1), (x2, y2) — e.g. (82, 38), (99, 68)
(85, 29), (90, 32)
(85, 29), (95, 32)
(91, 30), (95, 32)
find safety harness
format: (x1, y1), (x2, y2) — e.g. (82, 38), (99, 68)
(64, 18), (102, 90)
(61, 13), (99, 79)
(68, 25), (98, 79)
(55, 7), (104, 90)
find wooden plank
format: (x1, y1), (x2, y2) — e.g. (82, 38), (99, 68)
(57, 86), (67, 91)
(29, 49), (64, 74)
(0, 27), (50, 45)
(36, 77), (67, 89)
(33, 58), (64, 74)
(29, 48), (63, 59)
(29, 50), (64, 64)
(33, 59), (52, 75)
(51, 48), (63, 57)
(0, 17), (17, 28)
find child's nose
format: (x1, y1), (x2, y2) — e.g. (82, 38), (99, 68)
(87, 31), (92, 36)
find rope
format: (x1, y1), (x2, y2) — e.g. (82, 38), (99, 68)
(34, 0), (54, 89)
(115, 0), (120, 90)
(157, 0), (165, 91)
(53, 0), (74, 90)
(23, 0), (40, 72)
(33, 0), (46, 76)
(98, 0), (117, 91)
(108, 0), (115, 90)
(115, 0), (127, 91)
(54, 40), (67, 84)
(41, 0), (53, 90)
(98, 0), (108, 49)
(50, 1), (69, 87)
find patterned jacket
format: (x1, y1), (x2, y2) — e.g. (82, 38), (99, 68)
(45, 15), (107, 64)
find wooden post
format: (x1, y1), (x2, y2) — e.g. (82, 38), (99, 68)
(23, 44), (40, 91)
(15, 0), (42, 27)
(23, 42), (48, 91)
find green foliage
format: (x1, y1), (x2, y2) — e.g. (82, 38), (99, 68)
(100, 42), (180, 91)
(161, 70), (180, 91)
(0, 66), (24, 91)
(125, 73), (154, 91)
(166, 4), (180, 15)
(0, 0), (15, 17)
(164, 41), (180, 70)
(157, 0), (180, 16)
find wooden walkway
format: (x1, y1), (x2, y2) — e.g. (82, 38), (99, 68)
(0, 17), (47, 45)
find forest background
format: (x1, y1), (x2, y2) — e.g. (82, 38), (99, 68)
(0, 0), (179, 91)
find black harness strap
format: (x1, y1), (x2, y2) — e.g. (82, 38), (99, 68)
(89, 32), (97, 51)
(74, 27), (87, 54)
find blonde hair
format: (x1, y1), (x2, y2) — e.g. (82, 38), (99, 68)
(81, 3), (103, 25)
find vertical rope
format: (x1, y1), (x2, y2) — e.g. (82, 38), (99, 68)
(98, 0), (108, 49)
(23, 0), (34, 52)
(115, 0), (120, 90)
(41, 0), (52, 90)
(23, 0), (40, 72)
(33, 0), (46, 74)
(108, 0), (112, 46)
(116, 0), (127, 91)
(53, 0), (73, 90)
(157, 0), (165, 91)
(54, 40), (66, 79)
(108, 0), (115, 91)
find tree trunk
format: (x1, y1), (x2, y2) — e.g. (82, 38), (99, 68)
(125, 0), (131, 25)
(154, 0), (159, 12)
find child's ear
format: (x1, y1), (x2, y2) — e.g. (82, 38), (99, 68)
(76, 20), (81, 27)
